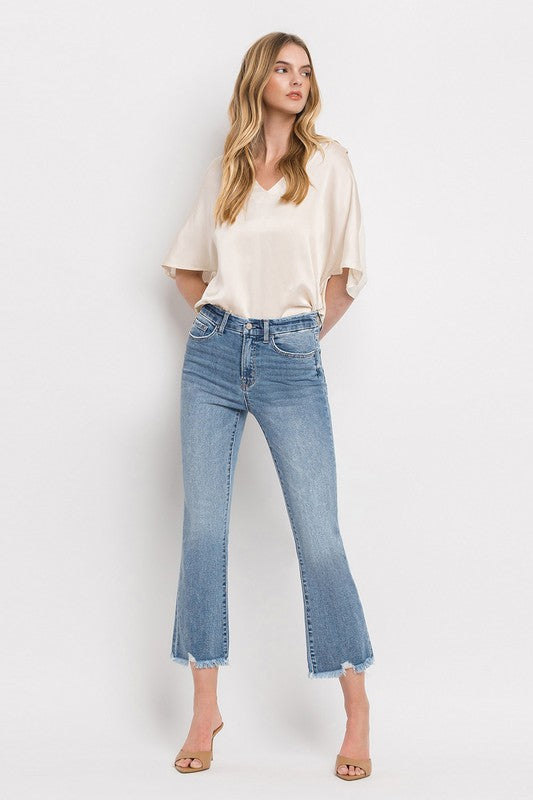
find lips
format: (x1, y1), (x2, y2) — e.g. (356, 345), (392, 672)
(287, 92), (302, 99)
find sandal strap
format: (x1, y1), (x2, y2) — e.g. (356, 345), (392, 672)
(174, 722), (223, 765)
(335, 754), (372, 773)
(175, 749), (212, 762)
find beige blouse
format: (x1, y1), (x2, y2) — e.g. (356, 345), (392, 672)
(161, 139), (367, 325)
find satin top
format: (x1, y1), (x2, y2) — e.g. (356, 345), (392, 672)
(161, 139), (367, 324)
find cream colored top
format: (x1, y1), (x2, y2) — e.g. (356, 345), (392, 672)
(161, 139), (366, 324)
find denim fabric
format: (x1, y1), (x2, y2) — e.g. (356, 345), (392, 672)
(170, 303), (374, 678)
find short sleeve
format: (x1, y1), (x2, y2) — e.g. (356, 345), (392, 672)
(325, 146), (367, 300)
(160, 157), (220, 283)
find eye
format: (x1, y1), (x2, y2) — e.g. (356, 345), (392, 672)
(274, 67), (312, 77)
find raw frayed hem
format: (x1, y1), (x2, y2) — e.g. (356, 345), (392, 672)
(171, 653), (230, 669)
(308, 654), (374, 679)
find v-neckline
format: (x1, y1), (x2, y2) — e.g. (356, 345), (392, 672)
(254, 176), (284, 193)
(252, 146), (325, 193)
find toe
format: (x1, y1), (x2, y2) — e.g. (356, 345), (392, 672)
(337, 763), (366, 777)
(176, 756), (204, 769)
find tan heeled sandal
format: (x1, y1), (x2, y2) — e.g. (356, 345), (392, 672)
(174, 721), (224, 773)
(335, 754), (372, 780)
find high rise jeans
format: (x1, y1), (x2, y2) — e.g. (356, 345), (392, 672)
(170, 302), (374, 678)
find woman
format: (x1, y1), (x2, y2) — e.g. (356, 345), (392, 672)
(161, 32), (374, 781)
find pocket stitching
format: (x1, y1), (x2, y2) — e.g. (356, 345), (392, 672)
(188, 318), (218, 339)
(269, 328), (318, 358)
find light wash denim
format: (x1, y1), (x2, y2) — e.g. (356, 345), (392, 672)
(170, 303), (374, 678)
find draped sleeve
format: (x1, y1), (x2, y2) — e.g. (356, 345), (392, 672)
(160, 156), (220, 284)
(324, 144), (367, 300)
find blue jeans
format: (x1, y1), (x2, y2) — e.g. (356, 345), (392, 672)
(170, 303), (374, 678)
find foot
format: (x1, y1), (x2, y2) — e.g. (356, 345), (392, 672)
(175, 708), (224, 770)
(336, 699), (370, 778)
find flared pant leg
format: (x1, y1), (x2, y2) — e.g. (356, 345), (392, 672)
(249, 370), (374, 678)
(170, 357), (247, 669)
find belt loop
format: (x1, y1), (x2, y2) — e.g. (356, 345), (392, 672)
(218, 311), (230, 333)
(263, 319), (269, 342)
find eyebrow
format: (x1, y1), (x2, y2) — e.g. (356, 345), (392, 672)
(275, 60), (312, 69)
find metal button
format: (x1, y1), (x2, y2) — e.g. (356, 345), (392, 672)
(245, 322), (252, 329)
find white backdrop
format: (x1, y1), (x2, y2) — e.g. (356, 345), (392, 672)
(2, 1), (532, 798)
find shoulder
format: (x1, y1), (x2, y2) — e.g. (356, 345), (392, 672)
(323, 138), (353, 166)
(312, 139), (357, 192)
(312, 138), (354, 174)
(196, 155), (223, 194)
(204, 154), (223, 178)
(326, 138), (350, 156)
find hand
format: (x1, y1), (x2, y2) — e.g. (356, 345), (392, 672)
(321, 270), (355, 336)
(174, 270), (208, 310)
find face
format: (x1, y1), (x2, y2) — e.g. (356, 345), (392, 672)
(262, 43), (312, 115)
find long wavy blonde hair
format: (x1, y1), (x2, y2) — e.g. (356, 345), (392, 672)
(214, 32), (333, 226)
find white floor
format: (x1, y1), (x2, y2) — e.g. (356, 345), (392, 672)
(5, 695), (530, 800)
(6, 747), (530, 800)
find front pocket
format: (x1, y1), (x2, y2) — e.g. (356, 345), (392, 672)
(270, 327), (318, 358)
(188, 314), (218, 339)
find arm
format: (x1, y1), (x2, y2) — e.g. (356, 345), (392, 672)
(319, 268), (354, 340)
(320, 145), (366, 340)
(174, 269), (208, 311)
